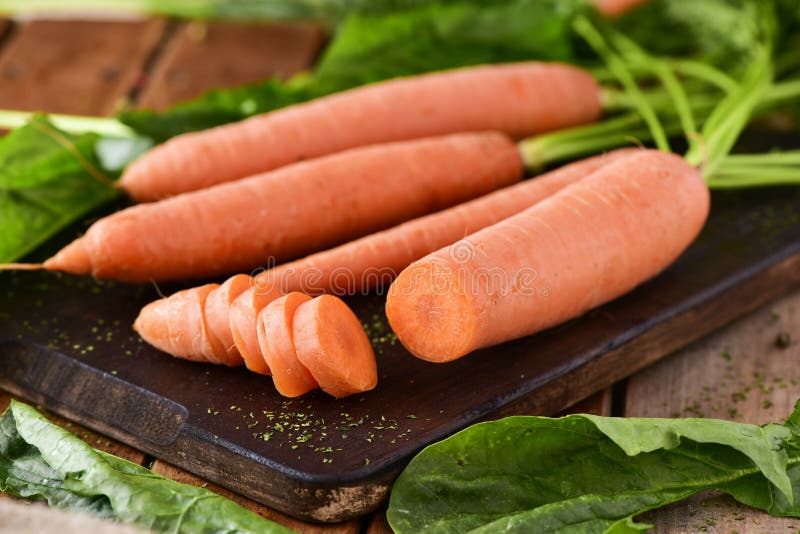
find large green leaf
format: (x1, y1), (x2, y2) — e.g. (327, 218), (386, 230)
(0, 401), (294, 534)
(387, 402), (800, 533)
(0, 115), (121, 263)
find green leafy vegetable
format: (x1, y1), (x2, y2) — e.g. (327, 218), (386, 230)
(0, 115), (121, 263)
(0, 401), (294, 534)
(387, 401), (800, 533)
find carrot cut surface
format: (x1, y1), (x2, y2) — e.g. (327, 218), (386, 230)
(293, 295), (377, 398)
(257, 292), (318, 397)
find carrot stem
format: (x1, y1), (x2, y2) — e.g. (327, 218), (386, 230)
(572, 15), (670, 153)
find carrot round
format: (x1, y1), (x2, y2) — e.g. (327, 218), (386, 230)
(204, 274), (250, 366)
(132, 149), (634, 364)
(229, 286), (283, 375)
(385, 150), (710, 362)
(44, 132), (522, 282)
(119, 62), (601, 201)
(256, 292), (318, 397)
(133, 283), (219, 364)
(293, 295), (378, 398)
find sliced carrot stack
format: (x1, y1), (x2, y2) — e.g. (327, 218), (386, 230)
(256, 292), (319, 397)
(293, 295), (378, 398)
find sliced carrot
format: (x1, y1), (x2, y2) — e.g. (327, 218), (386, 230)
(386, 150), (710, 362)
(133, 284), (219, 363)
(293, 295), (377, 398)
(204, 274), (251, 366)
(256, 292), (318, 397)
(119, 62), (600, 201)
(44, 132), (522, 282)
(229, 285), (283, 375)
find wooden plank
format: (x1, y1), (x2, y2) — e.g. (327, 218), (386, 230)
(150, 461), (361, 534)
(138, 21), (324, 110)
(0, 19), (165, 115)
(625, 288), (800, 532)
(0, 388), (145, 464)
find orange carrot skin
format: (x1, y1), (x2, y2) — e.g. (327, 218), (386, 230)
(214, 150), (630, 366)
(132, 149), (634, 364)
(263, 148), (638, 296)
(133, 284), (219, 363)
(257, 292), (319, 397)
(386, 150), (710, 363)
(120, 62), (601, 201)
(293, 295), (377, 398)
(594, 0), (649, 17)
(204, 274), (251, 366)
(45, 132), (522, 283)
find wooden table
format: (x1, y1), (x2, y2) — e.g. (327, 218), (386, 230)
(0, 16), (798, 533)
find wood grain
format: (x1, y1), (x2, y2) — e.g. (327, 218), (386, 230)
(626, 288), (800, 532)
(138, 21), (324, 109)
(0, 389), (145, 464)
(151, 461), (361, 534)
(0, 19), (165, 115)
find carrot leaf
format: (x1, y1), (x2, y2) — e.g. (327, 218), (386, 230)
(0, 115), (148, 263)
(0, 400), (294, 534)
(388, 401), (800, 534)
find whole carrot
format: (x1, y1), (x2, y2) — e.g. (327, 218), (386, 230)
(133, 150), (632, 370)
(119, 62), (601, 201)
(385, 150), (710, 362)
(43, 132), (522, 282)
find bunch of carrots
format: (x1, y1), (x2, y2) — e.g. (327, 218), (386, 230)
(11, 3), (800, 398)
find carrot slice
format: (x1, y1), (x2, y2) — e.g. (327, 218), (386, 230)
(204, 274), (251, 366)
(293, 296), (377, 398)
(256, 292), (318, 397)
(133, 284), (218, 363)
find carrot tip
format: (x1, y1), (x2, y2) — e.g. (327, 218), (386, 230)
(0, 263), (45, 271)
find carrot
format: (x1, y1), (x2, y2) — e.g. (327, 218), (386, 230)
(132, 149), (634, 365)
(43, 132), (522, 282)
(256, 292), (318, 397)
(229, 286), (283, 375)
(133, 284), (219, 364)
(264, 148), (637, 296)
(594, 0), (649, 17)
(385, 150), (711, 363)
(293, 295), (378, 398)
(119, 62), (601, 201)
(204, 274), (251, 366)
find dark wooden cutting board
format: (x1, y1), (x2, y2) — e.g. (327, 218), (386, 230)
(2, 172), (800, 521)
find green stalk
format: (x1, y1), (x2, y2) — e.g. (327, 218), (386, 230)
(0, 110), (136, 137)
(670, 59), (738, 94)
(606, 28), (699, 154)
(572, 16), (670, 152)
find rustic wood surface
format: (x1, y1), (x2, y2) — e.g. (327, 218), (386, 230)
(0, 19), (165, 115)
(628, 288), (800, 533)
(138, 20), (324, 110)
(0, 15), (799, 533)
